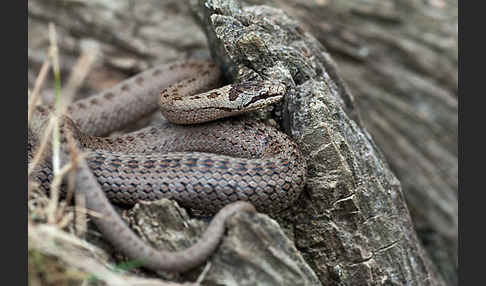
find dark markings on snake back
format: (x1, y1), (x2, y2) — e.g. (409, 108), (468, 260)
(143, 160), (156, 169)
(295, 25), (305, 35)
(143, 183), (153, 193)
(163, 158), (180, 168)
(129, 183), (138, 191)
(110, 159), (122, 168)
(159, 182), (170, 193)
(207, 92), (219, 99)
(183, 158), (198, 167)
(121, 84), (130, 91)
(201, 159), (214, 167)
(90, 155), (106, 167)
(265, 162), (277, 170)
(234, 163), (248, 171)
(215, 160), (230, 170)
(159, 160), (169, 168)
(127, 160), (139, 169)
(189, 62), (202, 69)
(104, 92), (115, 100)
(253, 167), (264, 173)
(100, 113), (109, 121)
(135, 77), (144, 86)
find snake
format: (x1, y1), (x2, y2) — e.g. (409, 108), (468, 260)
(28, 59), (307, 273)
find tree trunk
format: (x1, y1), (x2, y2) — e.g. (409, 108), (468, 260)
(267, 1), (458, 284)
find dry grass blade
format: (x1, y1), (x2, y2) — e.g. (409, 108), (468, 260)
(42, 23), (99, 225)
(28, 59), (51, 123)
(27, 116), (56, 176)
(45, 22), (64, 225)
(61, 40), (99, 105)
(48, 22), (61, 175)
(59, 42), (99, 235)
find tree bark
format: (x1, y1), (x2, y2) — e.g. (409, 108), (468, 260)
(264, 1), (458, 284)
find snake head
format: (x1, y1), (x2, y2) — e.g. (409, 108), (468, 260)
(227, 80), (286, 111)
(160, 80), (287, 125)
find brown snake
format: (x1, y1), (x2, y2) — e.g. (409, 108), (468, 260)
(28, 60), (307, 272)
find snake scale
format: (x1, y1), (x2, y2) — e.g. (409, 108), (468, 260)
(28, 60), (307, 272)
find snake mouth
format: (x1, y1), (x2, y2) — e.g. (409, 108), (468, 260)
(242, 92), (283, 108)
(230, 81), (286, 110)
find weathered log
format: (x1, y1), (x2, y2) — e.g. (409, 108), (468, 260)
(268, 1), (457, 284)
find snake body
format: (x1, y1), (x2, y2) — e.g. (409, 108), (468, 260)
(28, 60), (306, 272)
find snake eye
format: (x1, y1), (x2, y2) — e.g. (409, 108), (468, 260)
(228, 81), (286, 110)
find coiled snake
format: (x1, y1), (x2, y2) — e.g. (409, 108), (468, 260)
(28, 60), (307, 272)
